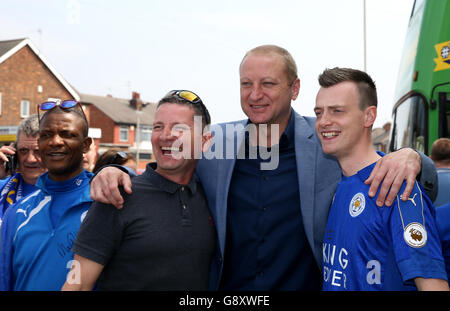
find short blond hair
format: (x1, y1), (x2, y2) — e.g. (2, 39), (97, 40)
(240, 45), (298, 84)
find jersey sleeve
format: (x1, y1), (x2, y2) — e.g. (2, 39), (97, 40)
(389, 181), (447, 283)
(436, 203), (450, 282)
(72, 201), (124, 266)
(0, 204), (19, 291)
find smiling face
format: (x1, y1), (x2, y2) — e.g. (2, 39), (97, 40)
(16, 132), (46, 185)
(38, 111), (91, 182)
(239, 52), (300, 132)
(151, 103), (210, 184)
(314, 81), (376, 160)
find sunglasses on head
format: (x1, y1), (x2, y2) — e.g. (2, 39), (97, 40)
(112, 151), (128, 164)
(164, 90), (210, 125)
(37, 100), (87, 122)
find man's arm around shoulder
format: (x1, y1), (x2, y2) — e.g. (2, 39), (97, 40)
(0, 204), (19, 290)
(90, 166), (132, 209)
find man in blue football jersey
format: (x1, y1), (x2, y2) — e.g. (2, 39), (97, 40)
(0, 100), (93, 290)
(314, 67), (449, 291)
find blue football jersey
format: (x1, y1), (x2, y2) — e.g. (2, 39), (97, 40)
(322, 162), (447, 291)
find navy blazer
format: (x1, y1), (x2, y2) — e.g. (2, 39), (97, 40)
(196, 109), (342, 290)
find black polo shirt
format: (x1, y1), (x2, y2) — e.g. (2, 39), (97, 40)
(73, 163), (216, 290)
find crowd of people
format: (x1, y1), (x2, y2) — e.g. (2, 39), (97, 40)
(0, 45), (449, 291)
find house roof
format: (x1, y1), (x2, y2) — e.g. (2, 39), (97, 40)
(0, 38), (25, 58)
(0, 38), (80, 100)
(80, 93), (156, 126)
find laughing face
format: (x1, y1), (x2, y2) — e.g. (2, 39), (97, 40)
(314, 81), (369, 159)
(151, 103), (210, 183)
(38, 111), (91, 182)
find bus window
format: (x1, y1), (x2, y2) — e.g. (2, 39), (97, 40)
(411, 0), (426, 19)
(391, 94), (427, 153)
(440, 92), (450, 139)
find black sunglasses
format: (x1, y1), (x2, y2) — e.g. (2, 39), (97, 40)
(37, 100), (87, 122)
(164, 90), (210, 125)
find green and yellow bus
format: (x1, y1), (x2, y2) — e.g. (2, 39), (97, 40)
(389, 0), (450, 154)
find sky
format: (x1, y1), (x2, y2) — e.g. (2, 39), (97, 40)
(0, 0), (415, 128)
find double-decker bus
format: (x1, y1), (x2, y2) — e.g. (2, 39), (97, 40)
(389, 0), (450, 155)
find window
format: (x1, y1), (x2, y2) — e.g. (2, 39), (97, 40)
(390, 94), (427, 153)
(139, 125), (152, 143)
(119, 126), (129, 141)
(411, 0), (426, 18)
(137, 152), (152, 160)
(21, 100), (30, 118)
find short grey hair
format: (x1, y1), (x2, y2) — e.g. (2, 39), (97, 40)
(17, 114), (39, 143)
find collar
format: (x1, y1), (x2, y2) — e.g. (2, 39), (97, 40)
(280, 109), (295, 148)
(36, 170), (93, 194)
(244, 108), (295, 149)
(349, 151), (386, 182)
(143, 162), (198, 194)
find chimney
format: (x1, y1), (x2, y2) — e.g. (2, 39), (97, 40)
(130, 91), (143, 111)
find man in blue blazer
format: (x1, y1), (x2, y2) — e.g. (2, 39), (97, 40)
(90, 45), (437, 291)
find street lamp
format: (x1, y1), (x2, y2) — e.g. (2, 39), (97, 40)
(363, 0), (367, 71)
(136, 110), (142, 172)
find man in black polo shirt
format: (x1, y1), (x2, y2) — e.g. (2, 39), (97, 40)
(62, 90), (215, 291)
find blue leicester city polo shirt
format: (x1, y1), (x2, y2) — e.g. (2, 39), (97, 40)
(323, 161), (447, 291)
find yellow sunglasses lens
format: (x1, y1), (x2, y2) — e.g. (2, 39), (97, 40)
(179, 91), (198, 102)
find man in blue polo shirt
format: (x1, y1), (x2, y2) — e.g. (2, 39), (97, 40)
(315, 67), (448, 290)
(0, 114), (46, 221)
(0, 100), (93, 291)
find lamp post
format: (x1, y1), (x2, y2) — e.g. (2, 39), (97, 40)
(136, 110), (142, 172)
(363, 0), (367, 72)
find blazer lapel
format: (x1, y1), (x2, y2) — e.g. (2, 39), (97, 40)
(214, 121), (246, 256)
(293, 112), (317, 253)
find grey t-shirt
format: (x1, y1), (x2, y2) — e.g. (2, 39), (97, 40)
(73, 165), (216, 290)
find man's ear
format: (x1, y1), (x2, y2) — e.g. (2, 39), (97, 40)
(201, 131), (213, 153)
(291, 77), (300, 101)
(364, 106), (377, 128)
(83, 137), (93, 154)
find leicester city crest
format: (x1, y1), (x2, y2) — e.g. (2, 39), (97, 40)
(349, 192), (365, 217)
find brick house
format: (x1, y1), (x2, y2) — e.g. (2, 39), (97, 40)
(0, 38), (80, 142)
(0, 37), (157, 172)
(372, 122), (392, 153)
(80, 92), (156, 173)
